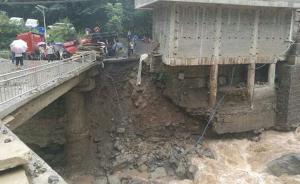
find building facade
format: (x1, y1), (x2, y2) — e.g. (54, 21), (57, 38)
(136, 0), (300, 133)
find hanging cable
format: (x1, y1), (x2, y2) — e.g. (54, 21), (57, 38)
(194, 65), (236, 147)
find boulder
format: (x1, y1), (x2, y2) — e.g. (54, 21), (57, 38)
(108, 175), (121, 184)
(150, 167), (167, 179)
(267, 153), (300, 176)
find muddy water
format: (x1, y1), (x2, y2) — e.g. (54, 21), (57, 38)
(185, 131), (300, 184)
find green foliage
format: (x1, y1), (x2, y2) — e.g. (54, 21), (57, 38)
(47, 18), (77, 42)
(122, 0), (152, 36)
(0, 11), (28, 49)
(0, 0), (153, 45)
(104, 3), (123, 34)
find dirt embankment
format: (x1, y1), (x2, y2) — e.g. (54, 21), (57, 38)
(84, 61), (205, 183)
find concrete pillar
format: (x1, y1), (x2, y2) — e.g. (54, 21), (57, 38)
(65, 90), (89, 172)
(209, 64), (218, 107)
(209, 7), (222, 108)
(247, 63), (255, 105)
(268, 63), (276, 86)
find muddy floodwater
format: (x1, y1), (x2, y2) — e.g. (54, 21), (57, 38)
(187, 131), (300, 184)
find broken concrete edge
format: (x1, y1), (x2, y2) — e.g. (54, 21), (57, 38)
(0, 124), (68, 184)
(213, 86), (276, 134)
(0, 167), (30, 184)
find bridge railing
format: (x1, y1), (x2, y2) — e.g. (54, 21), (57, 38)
(0, 51), (97, 106)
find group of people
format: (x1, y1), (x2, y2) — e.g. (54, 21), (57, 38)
(38, 43), (57, 62)
(11, 43), (59, 69)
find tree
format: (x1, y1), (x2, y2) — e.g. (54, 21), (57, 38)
(47, 18), (77, 42)
(0, 11), (28, 49)
(0, 0), (153, 45)
(104, 2), (123, 34)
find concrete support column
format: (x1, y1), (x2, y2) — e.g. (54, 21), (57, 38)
(209, 64), (218, 107)
(209, 7), (221, 108)
(65, 90), (89, 172)
(247, 63), (255, 104)
(268, 63), (276, 86)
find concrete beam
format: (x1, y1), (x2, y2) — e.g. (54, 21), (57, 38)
(2, 72), (90, 130)
(136, 0), (300, 9)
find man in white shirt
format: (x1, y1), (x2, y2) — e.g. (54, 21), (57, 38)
(47, 44), (55, 62)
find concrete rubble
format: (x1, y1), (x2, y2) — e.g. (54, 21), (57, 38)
(0, 124), (67, 184)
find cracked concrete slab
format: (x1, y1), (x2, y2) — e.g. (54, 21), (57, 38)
(0, 167), (29, 184)
(0, 124), (67, 184)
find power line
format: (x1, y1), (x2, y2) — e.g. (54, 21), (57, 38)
(0, 0), (91, 5)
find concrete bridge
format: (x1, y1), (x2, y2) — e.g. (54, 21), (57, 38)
(0, 52), (99, 184)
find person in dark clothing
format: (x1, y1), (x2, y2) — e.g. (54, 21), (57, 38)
(15, 52), (24, 69)
(11, 52), (15, 64)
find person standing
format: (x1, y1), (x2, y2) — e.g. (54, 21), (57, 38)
(11, 52), (15, 64)
(38, 46), (45, 60)
(127, 30), (132, 41)
(46, 43), (55, 62)
(128, 41), (134, 57)
(15, 52), (24, 69)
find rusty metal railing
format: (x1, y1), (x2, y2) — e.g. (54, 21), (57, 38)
(0, 51), (96, 106)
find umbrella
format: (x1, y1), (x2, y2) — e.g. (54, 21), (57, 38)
(10, 39), (28, 54)
(37, 41), (46, 46)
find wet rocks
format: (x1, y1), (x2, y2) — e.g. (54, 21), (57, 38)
(48, 175), (59, 184)
(295, 127), (300, 141)
(117, 128), (126, 134)
(150, 167), (167, 179)
(4, 138), (12, 143)
(108, 175), (121, 184)
(267, 153), (300, 176)
(95, 177), (107, 184)
(113, 153), (136, 169)
(176, 161), (187, 178)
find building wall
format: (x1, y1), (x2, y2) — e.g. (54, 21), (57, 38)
(152, 4), (172, 63)
(153, 3), (292, 66)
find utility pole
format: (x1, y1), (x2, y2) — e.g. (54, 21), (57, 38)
(36, 5), (48, 43)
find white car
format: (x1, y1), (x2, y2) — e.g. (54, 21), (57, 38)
(48, 23), (75, 31)
(9, 17), (24, 26)
(25, 19), (39, 28)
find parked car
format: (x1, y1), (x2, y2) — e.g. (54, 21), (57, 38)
(48, 23), (75, 31)
(25, 19), (39, 28)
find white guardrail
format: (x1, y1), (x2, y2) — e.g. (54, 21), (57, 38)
(0, 51), (96, 106)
